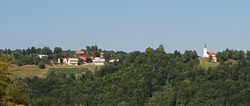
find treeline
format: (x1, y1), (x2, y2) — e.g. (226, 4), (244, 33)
(216, 49), (250, 62)
(1, 46), (250, 105)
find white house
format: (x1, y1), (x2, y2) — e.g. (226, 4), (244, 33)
(92, 57), (105, 65)
(38, 54), (48, 59)
(58, 58), (79, 66)
(68, 58), (79, 65)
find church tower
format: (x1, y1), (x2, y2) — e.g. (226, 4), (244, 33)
(203, 44), (209, 58)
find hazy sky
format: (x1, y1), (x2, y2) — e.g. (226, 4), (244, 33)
(0, 0), (250, 55)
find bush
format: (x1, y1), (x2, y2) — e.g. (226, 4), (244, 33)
(38, 63), (46, 69)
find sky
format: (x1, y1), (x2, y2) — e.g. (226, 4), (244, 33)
(0, 0), (250, 55)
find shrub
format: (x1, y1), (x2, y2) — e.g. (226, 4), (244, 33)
(38, 63), (46, 69)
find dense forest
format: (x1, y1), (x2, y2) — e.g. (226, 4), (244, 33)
(1, 45), (250, 105)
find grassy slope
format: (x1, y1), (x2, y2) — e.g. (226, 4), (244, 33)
(199, 57), (219, 70)
(11, 64), (102, 79)
(11, 65), (47, 79)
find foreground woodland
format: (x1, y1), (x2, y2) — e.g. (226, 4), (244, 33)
(1, 46), (250, 106)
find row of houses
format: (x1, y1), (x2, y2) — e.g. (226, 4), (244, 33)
(57, 57), (106, 66)
(57, 50), (106, 66)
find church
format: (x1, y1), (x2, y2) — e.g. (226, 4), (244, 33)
(203, 44), (217, 63)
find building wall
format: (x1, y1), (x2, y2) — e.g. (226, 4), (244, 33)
(203, 48), (209, 58)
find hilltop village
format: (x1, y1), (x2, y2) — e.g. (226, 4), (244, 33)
(0, 45), (125, 69)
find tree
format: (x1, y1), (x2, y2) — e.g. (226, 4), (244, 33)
(41, 47), (52, 55)
(86, 46), (91, 51)
(86, 57), (92, 63)
(54, 47), (63, 54)
(91, 45), (98, 51)
(30, 46), (36, 53)
(0, 59), (11, 105)
(38, 63), (46, 69)
(78, 58), (83, 65)
(145, 47), (154, 53)
(146, 84), (176, 106)
(4, 78), (31, 105)
(246, 51), (250, 60)
(156, 44), (165, 53)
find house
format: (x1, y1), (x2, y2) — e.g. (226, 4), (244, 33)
(208, 52), (217, 63)
(38, 54), (48, 59)
(203, 44), (217, 62)
(109, 59), (119, 63)
(67, 58), (79, 65)
(92, 57), (105, 65)
(79, 56), (87, 63)
(58, 58), (79, 65)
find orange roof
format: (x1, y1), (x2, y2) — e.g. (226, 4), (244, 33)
(75, 50), (84, 55)
(208, 52), (216, 55)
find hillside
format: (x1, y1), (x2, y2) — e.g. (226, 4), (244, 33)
(11, 64), (102, 79)
(11, 58), (218, 79)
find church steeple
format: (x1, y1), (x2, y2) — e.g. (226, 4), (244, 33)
(203, 44), (209, 58)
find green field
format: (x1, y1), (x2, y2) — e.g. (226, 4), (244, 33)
(11, 64), (102, 78)
(11, 65), (47, 79)
(199, 57), (219, 69)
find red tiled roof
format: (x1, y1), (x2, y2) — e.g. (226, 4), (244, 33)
(79, 56), (86, 61)
(75, 50), (84, 55)
(208, 52), (216, 55)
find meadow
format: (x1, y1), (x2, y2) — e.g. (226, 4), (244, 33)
(11, 64), (102, 78)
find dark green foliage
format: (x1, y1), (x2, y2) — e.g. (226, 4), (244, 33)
(38, 63), (46, 69)
(41, 47), (52, 55)
(0, 59), (11, 105)
(86, 57), (92, 63)
(3, 46), (250, 105)
(4, 78), (31, 105)
(23, 46), (205, 105)
(48, 68), (88, 75)
(217, 49), (247, 62)
(86, 45), (99, 51)
(53, 47), (63, 54)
